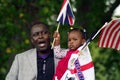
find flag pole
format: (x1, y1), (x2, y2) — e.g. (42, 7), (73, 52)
(81, 22), (108, 50)
(56, 22), (61, 32)
(91, 22), (108, 40)
(51, 22), (61, 49)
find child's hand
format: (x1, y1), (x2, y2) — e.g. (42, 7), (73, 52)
(53, 31), (60, 46)
(53, 31), (60, 40)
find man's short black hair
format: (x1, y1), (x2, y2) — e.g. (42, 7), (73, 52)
(30, 21), (49, 30)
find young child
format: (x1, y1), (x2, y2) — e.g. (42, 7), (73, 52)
(53, 28), (95, 80)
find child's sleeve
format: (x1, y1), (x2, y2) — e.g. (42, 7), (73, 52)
(53, 45), (68, 58)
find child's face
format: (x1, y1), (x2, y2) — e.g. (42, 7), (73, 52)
(68, 31), (85, 50)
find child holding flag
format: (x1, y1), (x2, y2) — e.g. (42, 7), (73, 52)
(53, 28), (95, 80)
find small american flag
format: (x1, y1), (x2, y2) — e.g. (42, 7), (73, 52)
(98, 19), (120, 50)
(57, 0), (75, 26)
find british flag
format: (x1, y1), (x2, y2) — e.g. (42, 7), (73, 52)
(57, 0), (75, 26)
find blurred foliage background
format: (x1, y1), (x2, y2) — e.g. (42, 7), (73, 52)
(0, 0), (120, 80)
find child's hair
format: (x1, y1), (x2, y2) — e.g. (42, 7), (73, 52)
(68, 28), (87, 40)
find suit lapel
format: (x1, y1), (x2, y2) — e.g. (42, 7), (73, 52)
(27, 48), (37, 77)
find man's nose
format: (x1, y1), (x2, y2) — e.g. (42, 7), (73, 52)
(38, 32), (43, 38)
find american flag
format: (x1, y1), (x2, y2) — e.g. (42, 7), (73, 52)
(57, 0), (75, 26)
(98, 19), (120, 50)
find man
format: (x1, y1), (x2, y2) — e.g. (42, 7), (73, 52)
(5, 22), (60, 80)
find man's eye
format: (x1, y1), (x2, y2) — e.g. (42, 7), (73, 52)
(42, 31), (48, 34)
(32, 31), (48, 36)
(32, 32), (39, 36)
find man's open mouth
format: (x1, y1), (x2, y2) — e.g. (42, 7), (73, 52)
(38, 41), (46, 47)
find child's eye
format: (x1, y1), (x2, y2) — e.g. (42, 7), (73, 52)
(73, 38), (77, 41)
(68, 39), (71, 41)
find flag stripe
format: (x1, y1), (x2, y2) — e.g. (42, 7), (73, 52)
(110, 23), (119, 47)
(59, 0), (67, 13)
(61, 0), (67, 9)
(70, 61), (94, 73)
(57, 1), (67, 23)
(57, 0), (75, 26)
(108, 23), (119, 47)
(111, 29), (120, 50)
(68, 16), (73, 25)
(116, 35), (120, 50)
(98, 19), (120, 50)
(103, 21), (117, 47)
(99, 21), (116, 47)
(106, 22), (120, 48)
(114, 31), (120, 50)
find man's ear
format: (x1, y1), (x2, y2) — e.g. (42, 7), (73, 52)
(30, 38), (33, 44)
(49, 33), (51, 39)
(49, 33), (51, 38)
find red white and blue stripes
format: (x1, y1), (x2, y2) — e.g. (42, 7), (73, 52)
(57, 0), (75, 26)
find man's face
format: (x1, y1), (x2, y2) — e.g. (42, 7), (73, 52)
(30, 24), (51, 52)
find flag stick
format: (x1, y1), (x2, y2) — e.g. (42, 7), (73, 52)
(56, 22), (61, 32)
(81, 22), (108, 50)
(91, 22), (108, 40)
(51, 22), (61, 49)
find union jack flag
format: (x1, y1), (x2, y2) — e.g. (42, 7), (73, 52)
(57, 0), (75, 26)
